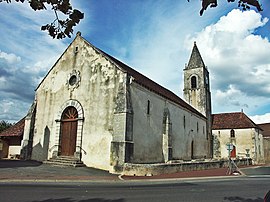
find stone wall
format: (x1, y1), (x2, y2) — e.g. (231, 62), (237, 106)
(130, 82), (210, 163)
(122, 159), (252, 176)
(263, 137), (270, 163)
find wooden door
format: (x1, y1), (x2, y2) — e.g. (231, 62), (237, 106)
(60, 107), (78, 156)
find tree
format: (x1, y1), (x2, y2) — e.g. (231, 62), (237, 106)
(0, 0), (84, 39)
(188, 0), (263, 16)
(0, 120), (13, 133)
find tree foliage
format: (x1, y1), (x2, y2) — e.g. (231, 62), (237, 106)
(188, 0), (263, 16)
(0, 1), (263, 39)
(0, 120), (13, 133)
(0, 0), (84, 39)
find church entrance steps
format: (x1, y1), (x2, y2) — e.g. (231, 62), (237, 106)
(44, 156), (86, 167)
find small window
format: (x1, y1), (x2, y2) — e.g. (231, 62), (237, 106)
(197, 122), (199, 132)
(191, 76), (197, 88)
(69, 75), (77, 86)
(183, 115), (186, 129)
(230, 129), (235, 138)
(147, 100), (150, 115)
(74, 46), (79, 54)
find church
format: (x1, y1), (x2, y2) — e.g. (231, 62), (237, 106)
(8, 32), (211, 174)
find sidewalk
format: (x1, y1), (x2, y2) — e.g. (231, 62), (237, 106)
(0, 159), (249, 182)
(0, 160), (119, 182)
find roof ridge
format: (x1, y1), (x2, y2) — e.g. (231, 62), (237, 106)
(80, 36), (205, 119)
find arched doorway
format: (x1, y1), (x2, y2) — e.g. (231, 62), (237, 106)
(60, 106), (78, 156)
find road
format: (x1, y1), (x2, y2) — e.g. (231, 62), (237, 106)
(0, 176), (269, 202)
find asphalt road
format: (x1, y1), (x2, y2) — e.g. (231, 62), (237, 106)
(1, 176), (269, 202)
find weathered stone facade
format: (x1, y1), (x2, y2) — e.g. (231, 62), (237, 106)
(20, 33), (211, 174)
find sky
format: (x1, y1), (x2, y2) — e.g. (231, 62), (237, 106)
(0, 0), (270, 124)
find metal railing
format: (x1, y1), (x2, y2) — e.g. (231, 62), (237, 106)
(76, 146), (87, 155)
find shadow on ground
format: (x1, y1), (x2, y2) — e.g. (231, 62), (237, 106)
(224, 196), (263, 202)
(0, 159), (42, 168)
(32, 198), (125, 202)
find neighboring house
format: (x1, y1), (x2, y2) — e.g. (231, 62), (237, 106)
(18, 32), (211, 174)
(212, 112), (264, 164)
(257, 123), (270, 163)
(0, 118), (25, 159)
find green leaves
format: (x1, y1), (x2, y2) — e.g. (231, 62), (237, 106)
(1, 0), (84, 39)
(0, 120), (13, 133)
(187, 0), (263, 15)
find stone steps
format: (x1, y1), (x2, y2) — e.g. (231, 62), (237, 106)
(44, 156), (86, 167)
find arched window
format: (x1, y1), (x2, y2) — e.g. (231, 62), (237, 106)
(191, 76), (197, 88)
(230, 129), (235, 138)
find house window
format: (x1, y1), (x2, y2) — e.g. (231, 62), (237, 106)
(183, 115), (186, 129)
(230, 129), (235, 138)
(197, 122), (199, 132)
(147, 100), (150, 115)
(191, 76), (197, 88)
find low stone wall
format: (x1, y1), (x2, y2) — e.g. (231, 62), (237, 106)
(122, 159), (252, 176)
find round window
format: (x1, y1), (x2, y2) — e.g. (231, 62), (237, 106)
(69, 75), (77, 86)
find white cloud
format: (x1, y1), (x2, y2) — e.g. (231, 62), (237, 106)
(250, 113), (270, 124)
(0, 51), (21, 64)
(185, 9), (270, 115)
(0, 2), (73, 122)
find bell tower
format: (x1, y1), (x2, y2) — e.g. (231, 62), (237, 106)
(183, 42), (212, 156)
(183, 42), (211, 118)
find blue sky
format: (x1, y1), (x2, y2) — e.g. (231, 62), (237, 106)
(0, 0), (270, 123)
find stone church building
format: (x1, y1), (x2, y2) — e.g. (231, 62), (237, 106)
(15, 32), (212, 174)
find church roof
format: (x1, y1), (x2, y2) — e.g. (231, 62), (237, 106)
(36, 33), (206, 119)
(0, 117), (25, 137)
(257, 123), (270, 137)
(186, 42), (206, 69)
(86, 38), (206, 119)
(212, 112), (260, 130)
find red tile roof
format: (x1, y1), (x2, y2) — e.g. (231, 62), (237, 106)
(257, 123), (270, 137)
(0, 118), (25, 137)
(212, 112), (260, 130)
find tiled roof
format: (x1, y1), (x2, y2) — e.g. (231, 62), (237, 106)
(89, 41), (206, 119)
(257, 123), (270, 137)
(0, 118), (25, 137)
(212, 112), (260, 130)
